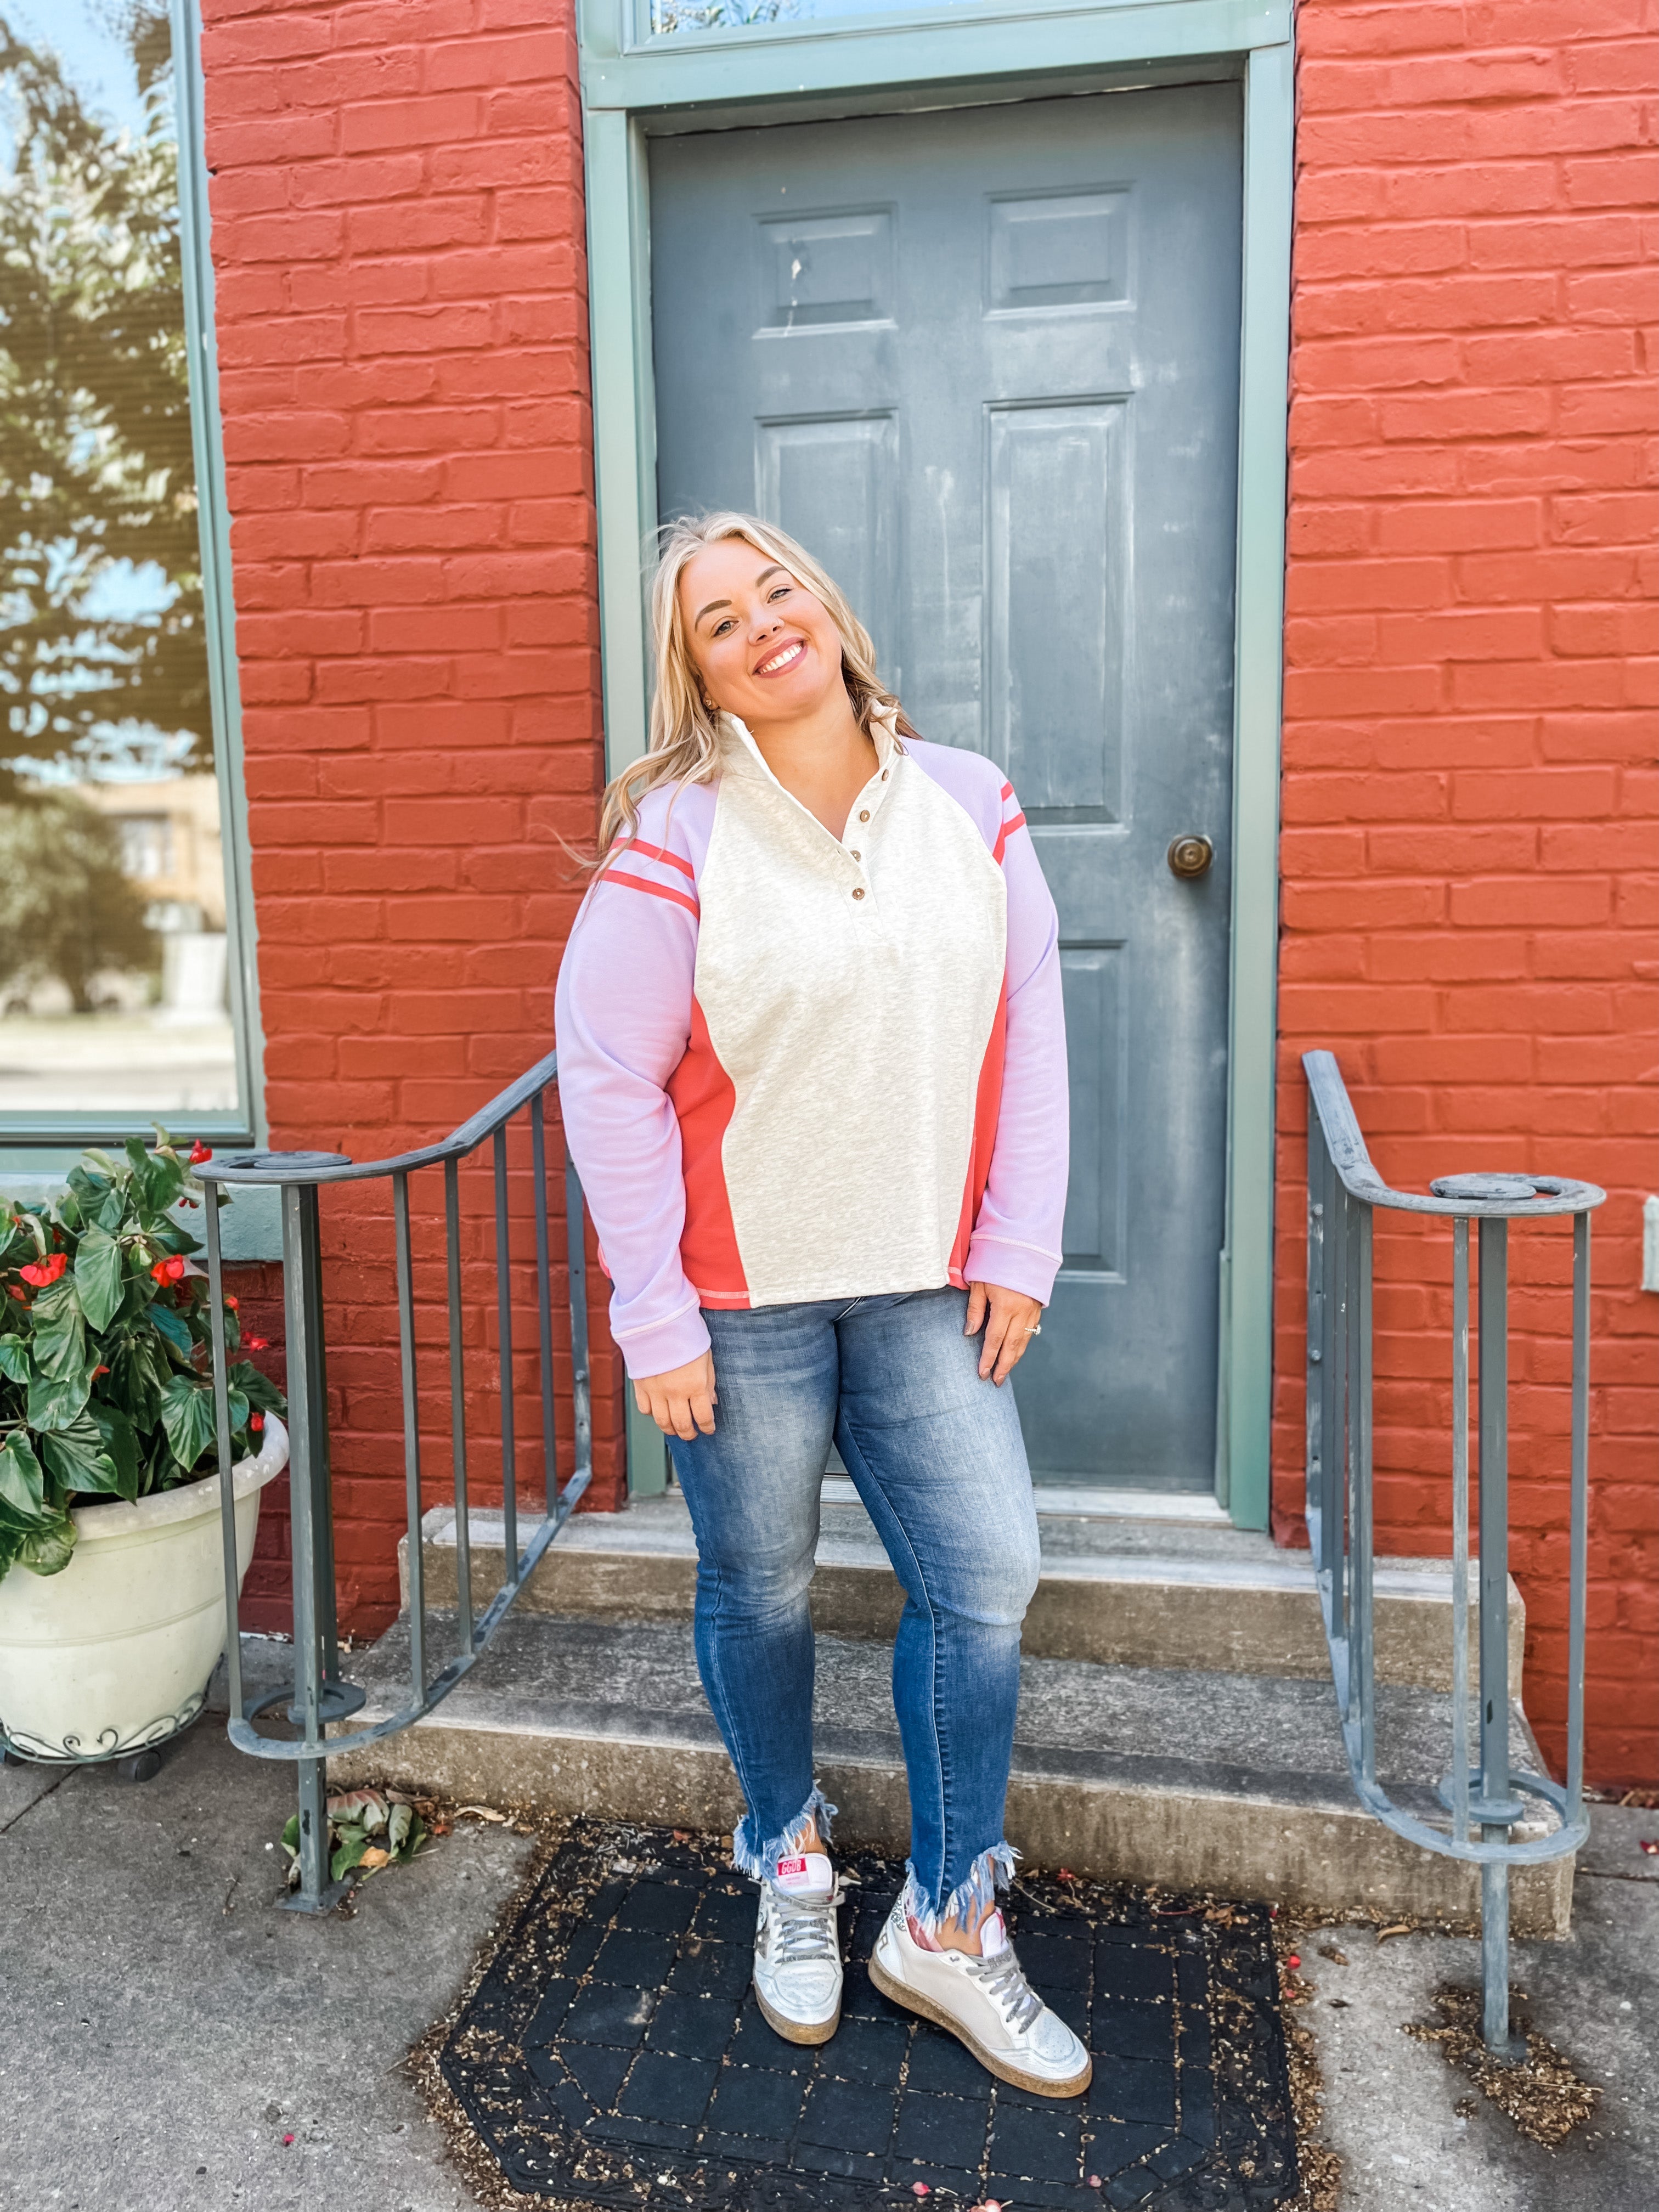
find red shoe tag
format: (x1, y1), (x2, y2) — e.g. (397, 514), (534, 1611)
(772, 1850), (833, 1896)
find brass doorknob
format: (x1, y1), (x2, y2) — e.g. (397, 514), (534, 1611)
(1167, 833), (1214, 881)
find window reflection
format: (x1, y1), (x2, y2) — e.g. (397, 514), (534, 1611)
(0, 2), (238, 1120)
(651, 0), (802, 31)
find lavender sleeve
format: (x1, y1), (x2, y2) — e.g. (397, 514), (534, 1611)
(964, 804), (1070, 1305)
(552, 794), (714, 1379)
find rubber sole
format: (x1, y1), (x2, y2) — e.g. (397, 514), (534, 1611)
(868, 1946), (1093, 2100)
(753, 1977), (842, 2047)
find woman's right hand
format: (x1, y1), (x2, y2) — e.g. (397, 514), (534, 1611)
(633, 1351), (718, 1441)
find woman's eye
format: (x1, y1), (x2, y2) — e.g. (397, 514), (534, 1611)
(712, 618), (735, 638)
(769, 585), (792, 602)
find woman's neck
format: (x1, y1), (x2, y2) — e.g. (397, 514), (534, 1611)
(743, 689), (880, 843)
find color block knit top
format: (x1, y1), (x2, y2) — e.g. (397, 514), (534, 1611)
(553, 709), (1069, 1379)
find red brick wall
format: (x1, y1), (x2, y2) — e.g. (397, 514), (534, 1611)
(1279, 1), (1658, 1784)
(201, 0), (624, 1639)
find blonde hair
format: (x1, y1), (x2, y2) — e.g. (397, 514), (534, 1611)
(595, 511), (915, 857)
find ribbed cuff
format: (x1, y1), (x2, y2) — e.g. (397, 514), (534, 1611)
(962, 1233), (1059, 1306)
(613, 1301), (712, 1381)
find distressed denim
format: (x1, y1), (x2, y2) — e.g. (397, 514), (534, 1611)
(667, 1286), (1041, 1928)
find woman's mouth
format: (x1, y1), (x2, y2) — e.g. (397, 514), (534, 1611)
(753, 637), (806, 679)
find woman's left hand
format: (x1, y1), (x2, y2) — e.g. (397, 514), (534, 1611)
(964, 1280), (1045, 1386)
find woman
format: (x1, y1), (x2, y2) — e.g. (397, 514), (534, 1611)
(554, 513), (1083, 2098)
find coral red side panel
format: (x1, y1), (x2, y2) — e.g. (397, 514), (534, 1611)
(949, 978), (1008, 1286)
(667, 996), (749, 1308)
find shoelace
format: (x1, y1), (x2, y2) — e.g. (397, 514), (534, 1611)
(769, 1884), (841, 1966)
(963, 1945), (1044, 2033)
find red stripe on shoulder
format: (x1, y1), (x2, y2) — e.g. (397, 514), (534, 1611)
(602, 868), (699, 917)
(616, 837), (696, 880)
(992, 812), (1026, 865)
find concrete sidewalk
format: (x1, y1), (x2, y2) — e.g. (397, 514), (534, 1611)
(0, 1723), (535, 2211)
(1293, 1804), (1658, 2212)
(1, 1713), (1652, 2211)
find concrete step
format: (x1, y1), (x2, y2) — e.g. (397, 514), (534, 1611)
(329, 1608), (1569, 1935)
(400, 1491), (1524, 1693)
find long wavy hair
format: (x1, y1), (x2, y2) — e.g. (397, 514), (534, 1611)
(595, 511), (916, 858)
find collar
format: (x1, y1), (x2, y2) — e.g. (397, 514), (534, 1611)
(718, 704), (905, 788)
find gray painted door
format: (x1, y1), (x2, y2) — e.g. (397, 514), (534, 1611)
(651, 86), (1242, 1488)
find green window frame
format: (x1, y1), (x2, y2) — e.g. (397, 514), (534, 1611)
(0, 0), (263, 1168)
(576, 0), (1293, 1526)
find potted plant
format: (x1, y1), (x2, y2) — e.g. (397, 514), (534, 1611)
(0, 1131), (288, 1765)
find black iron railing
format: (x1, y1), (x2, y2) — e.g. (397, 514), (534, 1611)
(1304, 1050), (1602, 2056)
(199, 1050), (590, 1912)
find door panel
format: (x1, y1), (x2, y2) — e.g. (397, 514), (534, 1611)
(651, 86), (1242, 1487)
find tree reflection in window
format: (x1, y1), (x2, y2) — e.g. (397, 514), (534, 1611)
(0, 4), (237, 1119)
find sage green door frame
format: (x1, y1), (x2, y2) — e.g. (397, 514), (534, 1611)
(577, 0), (1293, 1528)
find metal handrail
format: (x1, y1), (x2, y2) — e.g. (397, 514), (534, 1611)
(1304, 1049), (1603, 2056)
(198, 1050), (591, 1912)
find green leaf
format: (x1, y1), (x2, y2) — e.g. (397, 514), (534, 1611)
(281, 1814), (300, 1855)
(42, 1415), (121, 1499)
(160, 1375), (216, 1471)
(0, 1431), (46, 1527)
(74, 1225), (124, 1333)
(148, 1299), (194, 1363)
(89, 1403), (140, 1502)
(230, 1362), (286, 1417)
(108, 1333), (167, 1430)
(31, 1291), (86, 1384)
(0, 1336), (32, 1385)
(331, 1827), (373, 1883)
(18, 1509), (76, 1577)
(25, 1367), (92, 1434)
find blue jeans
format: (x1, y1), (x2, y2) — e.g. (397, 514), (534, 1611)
(667, 1286), (1042, 1930)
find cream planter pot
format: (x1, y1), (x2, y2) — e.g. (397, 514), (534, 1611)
(0, 1415), (289, 1762)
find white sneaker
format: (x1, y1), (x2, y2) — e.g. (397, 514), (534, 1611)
(752, 1849), (843, 2045)
(870, 1897), (1092, 2098)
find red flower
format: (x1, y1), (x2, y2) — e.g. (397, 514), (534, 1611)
(93, 1364), (109, 1378)
(20, 1254), (67, 1288)
(250, 1413), (265, 1434)
(7, 1285), (25, 1302)
(188, 1140), (213, 1165)
(245, 1335), (270, 1351)
(150, 1255), (188, 1286)
(224, 1295), (239, 1311)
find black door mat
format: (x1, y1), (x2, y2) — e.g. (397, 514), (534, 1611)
(433, 1819), (1299, 2212)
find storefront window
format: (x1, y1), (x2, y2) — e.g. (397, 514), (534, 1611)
(0, 2), (244, 1127)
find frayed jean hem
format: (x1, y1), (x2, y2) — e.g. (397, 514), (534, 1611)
(732, 1784), (838, 1888)
(900, 1841), (1019, 1936)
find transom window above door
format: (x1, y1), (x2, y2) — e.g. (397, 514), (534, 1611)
(644, 0), (1040, 38)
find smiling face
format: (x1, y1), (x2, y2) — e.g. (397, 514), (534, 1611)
(677, 537), (849, 729)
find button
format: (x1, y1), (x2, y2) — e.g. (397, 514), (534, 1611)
(858, 809), (870, 822)
(850, 849), (861, 860)
(852, 887), (865, 900)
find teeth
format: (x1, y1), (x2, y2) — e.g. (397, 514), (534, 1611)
(758, 641), (803, 675)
